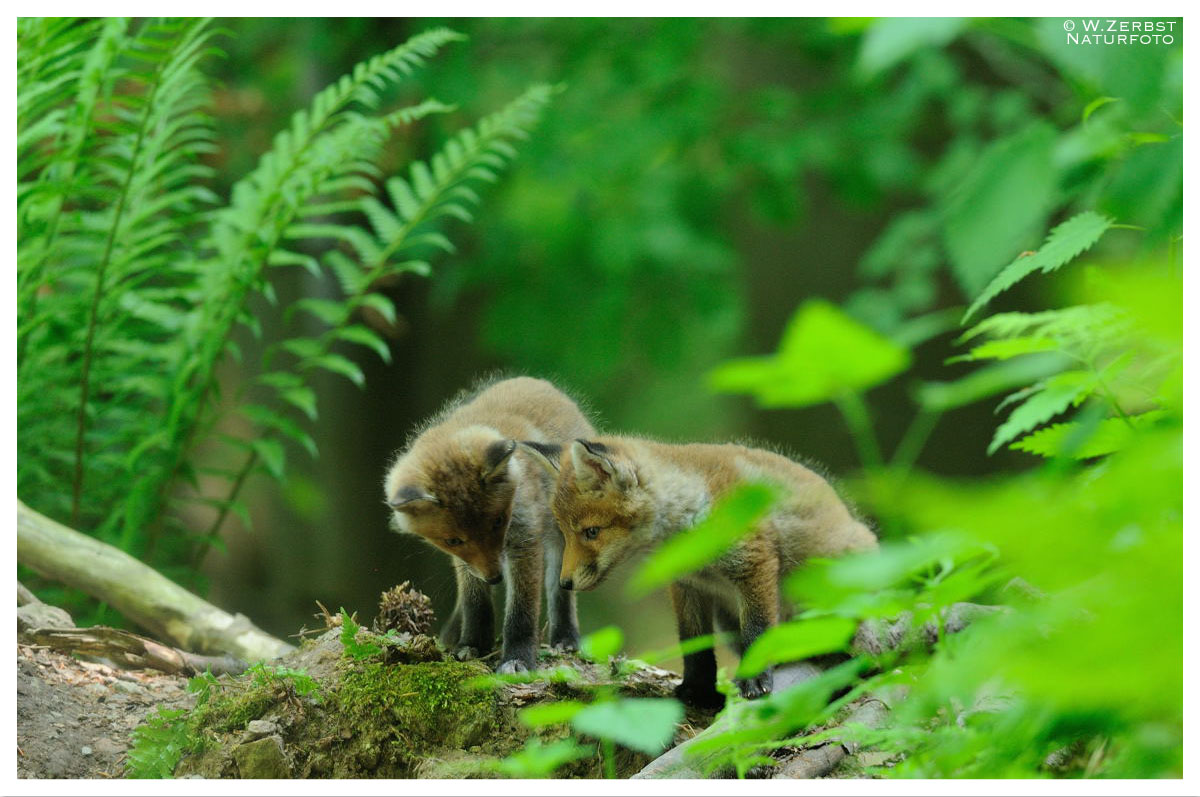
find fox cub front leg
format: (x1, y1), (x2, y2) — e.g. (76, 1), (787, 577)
(447, 560), (495, 661)
(498, 540), (543, 673)
(670, 582), (725, 709)
(543, 520), (580, 652)
(732, 561), (780, 699)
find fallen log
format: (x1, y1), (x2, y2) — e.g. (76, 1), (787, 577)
(24, 626), (248, 677)
(17, 500), (292, 662)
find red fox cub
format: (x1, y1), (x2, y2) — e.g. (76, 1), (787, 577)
(383, 377), (594, 673)
(523, 437), (877, 707)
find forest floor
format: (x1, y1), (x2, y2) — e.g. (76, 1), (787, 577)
(16, 643), (191, 778)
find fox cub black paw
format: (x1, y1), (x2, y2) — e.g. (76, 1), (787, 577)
(674, 681), (726, 710)
(736, 670), (773, 700)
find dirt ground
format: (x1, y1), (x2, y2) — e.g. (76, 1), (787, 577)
(16, 643), (191, 779)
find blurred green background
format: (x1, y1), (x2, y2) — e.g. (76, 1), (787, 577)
(184, 17), (1180, 654)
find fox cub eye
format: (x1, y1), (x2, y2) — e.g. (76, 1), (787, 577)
(492, 515), (506, 532)
(582, 526), (601, 540)
(445, 537), (464, 547)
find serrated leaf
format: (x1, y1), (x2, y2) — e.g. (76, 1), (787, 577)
(949, 336), (1060, 364)
(990, 370), (1095, 454)
(280, 386), (318, 420)
(964, 211), (1114, 321)
(1011, 411), (1164, 459)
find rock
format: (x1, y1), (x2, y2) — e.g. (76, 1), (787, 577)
(80, 746), (92, 756)
(233, 735), (290, 779)
(112, 680), (145, 696)
(17, 603), (75, 634)
(245, 719), (278, 739)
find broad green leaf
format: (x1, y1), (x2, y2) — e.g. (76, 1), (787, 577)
(570, 698), (683, 755)
(964, 212), (1114, 321)
(1011, 411), (1164, 459)
(736, 616), (858, 678)
(942, 123), (1056, 299)
(580, 626), (623, 661)
(989, 370), (1094, 454)
(518, 700), (587, 728)
(709, 300), (911, 408)
(629, 483), (779, 596)
(493, 738), (593, 778)
(857, 18), (967, 78)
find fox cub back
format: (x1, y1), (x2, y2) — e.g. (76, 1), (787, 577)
(384, 377), (594, 673)
(524, 435), (876, 707)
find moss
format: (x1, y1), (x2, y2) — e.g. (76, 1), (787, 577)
(336, 660), (498, 750)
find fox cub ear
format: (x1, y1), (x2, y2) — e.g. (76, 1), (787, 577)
(519, 441), (562, 476)
(482, 439), (517, 481)
(389, 485), (439, 512)
(571, 439), (636, 492)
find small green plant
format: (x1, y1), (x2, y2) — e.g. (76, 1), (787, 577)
(126, 708), (192, 779)
(339, 608), (385, 660)
(479, 626), (684, 778)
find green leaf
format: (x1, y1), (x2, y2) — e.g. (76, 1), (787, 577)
(336, 324), (391, 363)
(942, 123), (1056, 299)
(964, 211), (1114, 321)
(518, 700), (588, 728)
(736, 616), (859, 678)
(916, 354), (1070, 412)
(570, 698), (683, 755)
(989, 370), (1095, 454)
(580, 626), (623, 662)
(949, 336), (1060, 364)
(306, 353), (365, 388)
(1011, 411), (1164, 459)
(709, 300), (911, 408)
(1082, 96), (1119, 123)
(251, 438), (286, 480)
(629, 483), (779, 596)
(857, 18), (967, 78)
(280, 386), (318, 420)
(127, 708), (190, 779)
(493, 738), (594, 778)
(290, 298), (347, 326)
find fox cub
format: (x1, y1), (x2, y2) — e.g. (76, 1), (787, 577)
(523, 436), (877, 707)
(384, 377), (594, 673)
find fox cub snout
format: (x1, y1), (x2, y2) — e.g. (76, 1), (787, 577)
(384, 377), (593, 673)
(524, 436), (877, 708)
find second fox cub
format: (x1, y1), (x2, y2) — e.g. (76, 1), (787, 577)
(524, 436), (877, 707)
(384, 377), (594, 673)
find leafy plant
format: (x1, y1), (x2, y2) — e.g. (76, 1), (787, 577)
(126, 707), (192, 779)
(17, 18), (554, 608)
